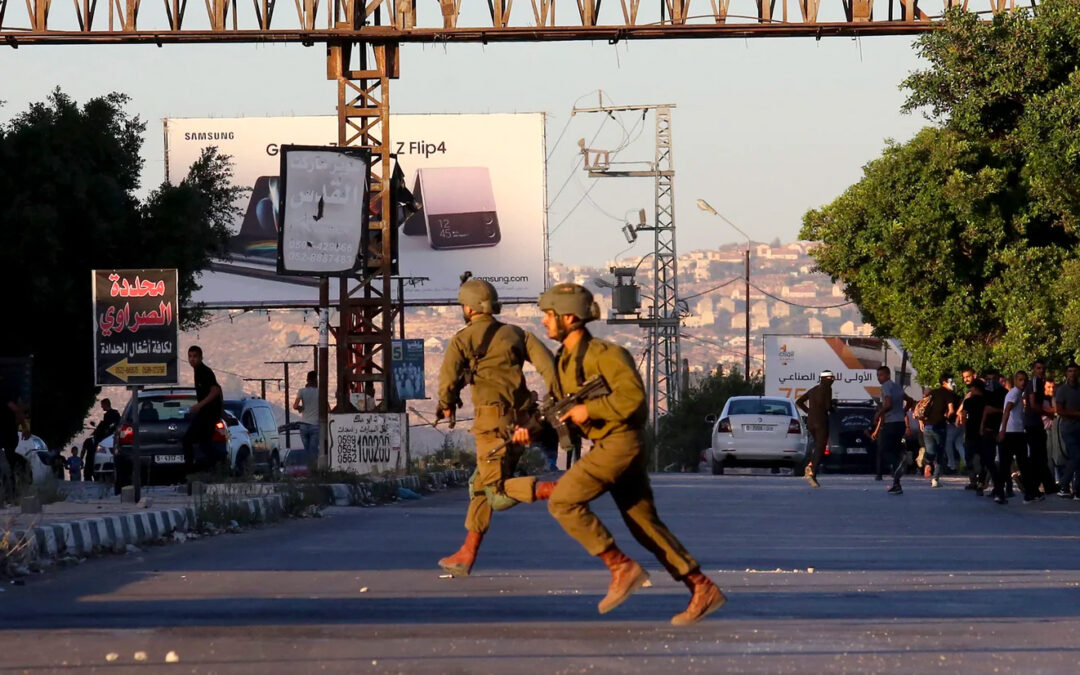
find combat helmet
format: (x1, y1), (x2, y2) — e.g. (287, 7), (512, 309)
(538, 282), (601, 328)
(458, 279), (501, 314)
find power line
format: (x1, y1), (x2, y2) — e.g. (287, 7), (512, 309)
(679, 277), (741, 302)
(749, 282), (854, 309)
(681, 332), (765, 363)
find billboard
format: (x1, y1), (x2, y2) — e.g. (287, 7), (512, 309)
(392, 339), (425, 400)
(164, 114), (547, 306)
(328, 412), (406, 474)
(277, 145), (371, 276)
(764, 335), (919, 402)
(92, 269), (180, 386)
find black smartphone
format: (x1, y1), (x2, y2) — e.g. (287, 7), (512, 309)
(405, 167), (500, 249)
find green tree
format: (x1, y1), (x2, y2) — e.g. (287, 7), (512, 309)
(801, 0), (1080, 380)
(654, 367), (763, 471)
(0, 90), (243, 448)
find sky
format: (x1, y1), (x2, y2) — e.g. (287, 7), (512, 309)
(1, 31), (930, 266)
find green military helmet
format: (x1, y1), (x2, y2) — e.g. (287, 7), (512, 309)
(538, 282), (600, 322)
(458, 279), (502, 314)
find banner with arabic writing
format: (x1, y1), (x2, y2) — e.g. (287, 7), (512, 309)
(328, 412), (405, 475)
(764, 335), (919, 403)
(92, 269), (179, 386)
(276, 145), (371, 276)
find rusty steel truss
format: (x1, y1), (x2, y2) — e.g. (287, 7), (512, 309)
(0, 1), (1032, 45)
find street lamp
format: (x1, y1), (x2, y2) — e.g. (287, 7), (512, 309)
(696, 198), (751, 381)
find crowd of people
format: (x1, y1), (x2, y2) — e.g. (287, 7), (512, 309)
(878, 360), (1079, 505)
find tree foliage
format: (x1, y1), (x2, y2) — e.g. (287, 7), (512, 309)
(802, 0), (1080, 381)
(0, 90), (243, 447)
(654, 368), (763, 471)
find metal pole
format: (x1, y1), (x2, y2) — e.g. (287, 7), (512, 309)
(744, 246), (751, 381)
(130, 385), (141, 503)
(318, 278), (330, 470)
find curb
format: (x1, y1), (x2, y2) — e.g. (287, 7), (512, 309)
(321, 469), (472, 506)
(10, 494), (285, 562)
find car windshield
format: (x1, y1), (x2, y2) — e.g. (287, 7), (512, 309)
(727, 399), (792, 416)
(224, 402), (244, 418)
(134, 394), (198, 422)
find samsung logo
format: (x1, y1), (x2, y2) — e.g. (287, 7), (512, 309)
(184, 132), (235, 141)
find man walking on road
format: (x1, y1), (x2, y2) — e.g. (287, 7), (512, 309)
(84, 398), (120, 481)
(872, 366), (912, 494)
(997, 371), (1033, 504)
(538, 282), (724, 626)
(1024, 360), (1056, 498)
(1053, 363), (1080, 500)
(922, 375), (957, 488)
(436, 279), (559, 578)
(183, 345), (224, 476)
(796, 371), (835, 488)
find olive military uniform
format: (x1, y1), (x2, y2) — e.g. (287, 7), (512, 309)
(438, 314), (556, 534)
(546, 331), (699, 580)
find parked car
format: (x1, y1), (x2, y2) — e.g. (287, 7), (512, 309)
(93, 435), (116, 482)
(222, 410), (254, 475)
(282, 447), (314, 478)
(13, 435), (55, 485)
(223, 398), (282, 478)
(818, 400), (879, 474)
(707, 396), (808, 474)
(116, 387), (229, 485)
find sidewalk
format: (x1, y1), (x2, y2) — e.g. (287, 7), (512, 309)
(2, 469), (471, 563)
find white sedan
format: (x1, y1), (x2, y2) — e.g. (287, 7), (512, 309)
(707, 396), (808, 475)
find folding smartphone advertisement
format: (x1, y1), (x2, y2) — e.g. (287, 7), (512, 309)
(164, 114), (546, 304)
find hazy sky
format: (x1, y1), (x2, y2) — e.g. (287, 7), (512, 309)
(1, 33), (929, 266)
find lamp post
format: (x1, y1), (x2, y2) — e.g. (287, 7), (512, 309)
(696, 198), (751, 381)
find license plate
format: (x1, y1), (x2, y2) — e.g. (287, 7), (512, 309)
(847, 448), (867, 454)
(742, 424), (774, 432)
(156, 454), (184, 464)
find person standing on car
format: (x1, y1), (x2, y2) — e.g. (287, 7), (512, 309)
(872, 366), (914, 494)
(293, 370), (320, 460)
(83, 398), (121, 481)
(435, 279), (559, 578)
(183, 345), (224, 476)
(796, 371), (835, 488)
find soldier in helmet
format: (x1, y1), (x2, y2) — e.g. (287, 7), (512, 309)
(534, 282), (725, 626)
(436, 278), (559, 577)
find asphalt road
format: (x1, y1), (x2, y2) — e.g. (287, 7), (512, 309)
(2, 473), (1080, 674)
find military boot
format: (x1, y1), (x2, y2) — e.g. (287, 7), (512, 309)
(671, 570), (727, 626)
(438, 531), (483, 577)
(597, 546), (650, 614)
(804, 465), (821, 488)
(534, 481), (558, 500)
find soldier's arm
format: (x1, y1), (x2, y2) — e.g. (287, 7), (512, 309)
(583, 346), (646, 424)
(437, 336), (466, 411)
(524, 331), (558, 396)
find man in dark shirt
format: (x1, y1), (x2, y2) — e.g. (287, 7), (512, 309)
(1024, 359), (1056, 497)
(922, 375), (957, 488)
(796, 370), (835, 488)
(980, 368), (1009, 497)
(83, 398), (121, 481)
(959, 377), (988, 494)
(183, 345), (224, 475)
(0, 388), (24, 504)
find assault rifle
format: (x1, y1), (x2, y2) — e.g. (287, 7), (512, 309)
(484, 375), (612, 461)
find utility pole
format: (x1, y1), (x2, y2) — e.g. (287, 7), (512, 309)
(243, 377), (282, 400)
(744, 247), (751, 380)
(265, 360), (306, 449)
(575, 102), (681, 426)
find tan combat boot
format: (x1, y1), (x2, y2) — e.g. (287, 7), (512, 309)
(534, 481), (558, 500)
(671, 570), (726, 626)
(438, 531), (483, 577)
(597, 546), (650, 614)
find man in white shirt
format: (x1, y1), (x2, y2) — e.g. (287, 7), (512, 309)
(997, 370), (1034, 505)
(293, 371), (320, 459)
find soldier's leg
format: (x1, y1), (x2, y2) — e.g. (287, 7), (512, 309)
(609, 451), (698, 580)
(440, 430), (503, 577)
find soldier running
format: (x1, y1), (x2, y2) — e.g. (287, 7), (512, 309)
(535, 282), (725, 626)
(436, 279), (559, 577)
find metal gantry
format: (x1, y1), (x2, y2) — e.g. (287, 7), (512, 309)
(0, 0), (1033, 45)
(579, 103), (680, 425)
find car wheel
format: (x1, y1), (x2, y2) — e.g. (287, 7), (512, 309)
(269, 453), (281, 480)
(234, 447), (251, 476)
(711, 458), (725, 475)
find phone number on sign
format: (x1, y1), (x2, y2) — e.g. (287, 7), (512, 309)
(337, 433), (393, 464)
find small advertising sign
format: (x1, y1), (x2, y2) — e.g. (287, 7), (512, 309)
(92, 269), (179, 386)
(277, 145), (371, 276)
(328, 412), (406, 475)
(392, 339), (425, 400)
